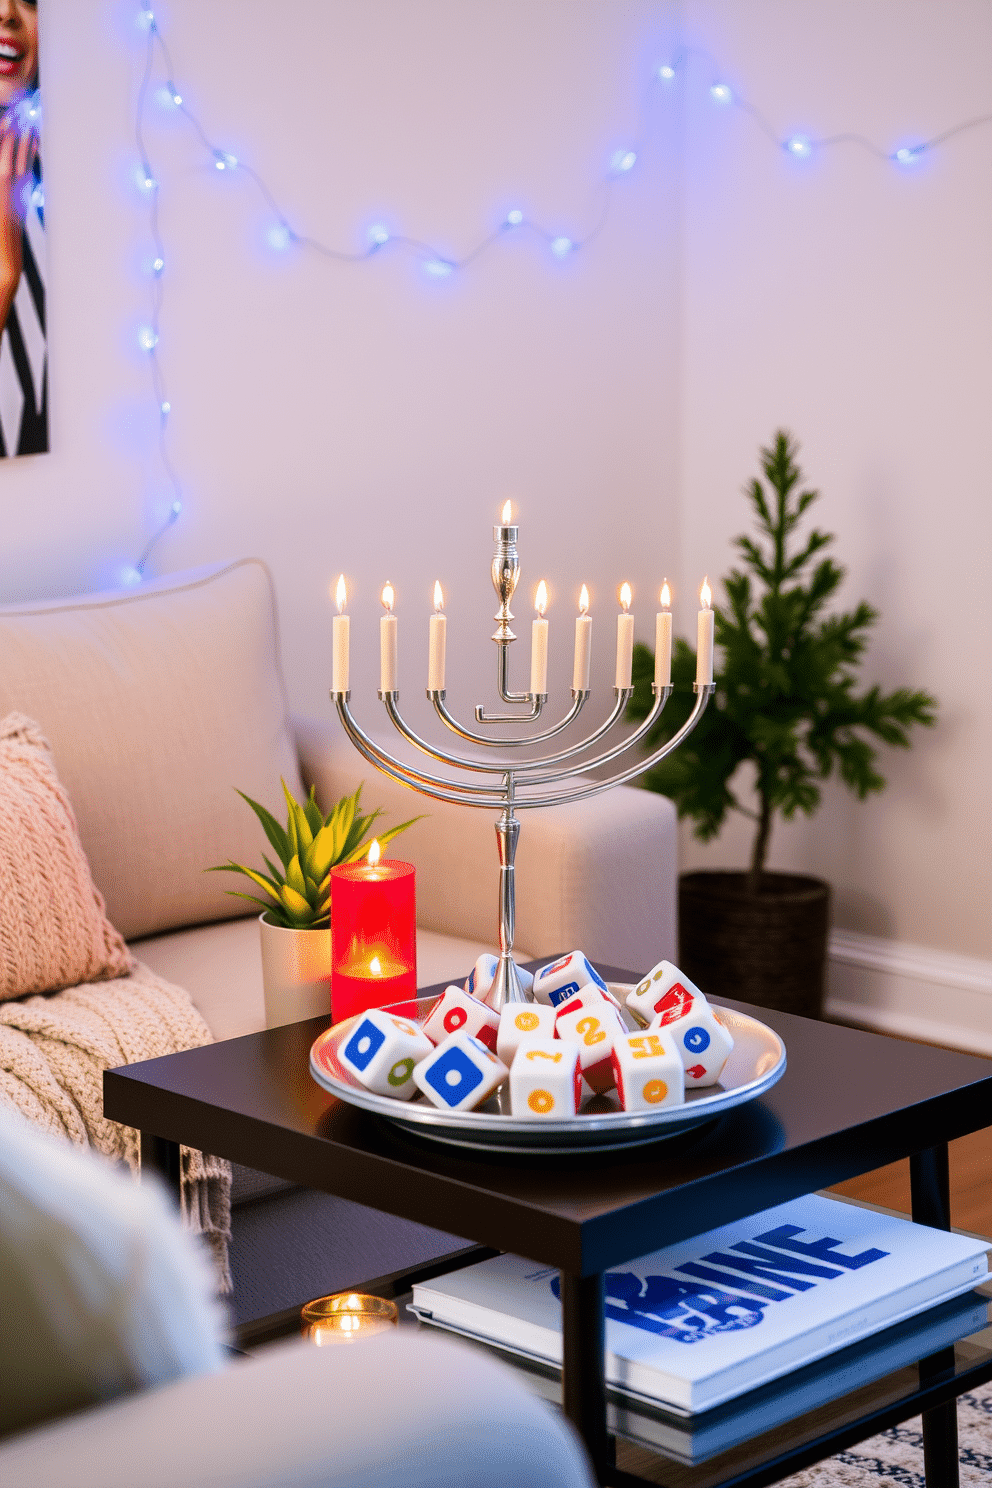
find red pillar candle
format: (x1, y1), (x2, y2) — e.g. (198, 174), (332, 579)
(330, 843), (417, 1021)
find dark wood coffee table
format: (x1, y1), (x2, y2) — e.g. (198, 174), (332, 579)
(104, 966), (992, 1488)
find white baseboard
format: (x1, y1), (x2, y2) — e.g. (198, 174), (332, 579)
(825, 930), (992, 1055)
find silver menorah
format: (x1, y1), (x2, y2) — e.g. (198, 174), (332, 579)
(330, 512), (714, 1013)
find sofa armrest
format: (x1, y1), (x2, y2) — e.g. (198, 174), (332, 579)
(294, 715), (677, 973)
(0, 1332), (595, 1488)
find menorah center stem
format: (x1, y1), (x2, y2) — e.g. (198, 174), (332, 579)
(491, 522), (520, 640)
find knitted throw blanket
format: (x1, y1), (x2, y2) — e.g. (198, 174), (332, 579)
(0, 962), (232, 1292)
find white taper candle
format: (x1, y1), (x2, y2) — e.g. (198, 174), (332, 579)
(428, 581), (447, 691)
(531, 580), (549, 695)
(655, 580), (672, 688)
(332, 574), (350, 693)
(616, 583), (634, 689)
(572, 586), (592, 692)
(696, 577), (714, 685)
(380, 582), (397, 693)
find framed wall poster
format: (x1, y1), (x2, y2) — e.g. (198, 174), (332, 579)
(0, 0), (44, 458)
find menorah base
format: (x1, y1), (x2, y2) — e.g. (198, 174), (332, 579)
(487, 952), (531, 1013)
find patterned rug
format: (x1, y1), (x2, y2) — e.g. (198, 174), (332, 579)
(779, 1385), (992, 1487)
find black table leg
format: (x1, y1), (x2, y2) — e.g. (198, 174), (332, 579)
(560, 1271), (613, 1482)
(140, 1130), (182, 1209)
(911, 1144), (959, 1488)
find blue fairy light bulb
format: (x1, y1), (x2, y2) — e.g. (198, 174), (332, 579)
(120, 566), (143, 587)
(367, 224), (390, 246)
(13, 91), (40, 129)
(710, 83), (733, 104)
(137, 8), (156, 32)
(138, 326), (159, 351)
(424, 258), (454, 277)
(160, 400), (171, 416)
(786, 135), (812, 158)
(505, 209), (524, 227)
(267, 223), (291, 250)
(136, 167), (157, 194)
(171, 500), (182, 516)
(152, 255), (165, 275)
(214, 151), (238, 171)
(550, 236), (573, 258)
(895, 145), (924, 165)
(611, 149), (637, 173)
(658, 64), (676, 80)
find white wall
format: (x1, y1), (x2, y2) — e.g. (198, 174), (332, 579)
(679, 0), (992, 963)
(3, 1), (987, 992)
(3, 0), (683, 745)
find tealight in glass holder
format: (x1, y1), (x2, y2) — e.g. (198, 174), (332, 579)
(301, 1291), (399, 1345)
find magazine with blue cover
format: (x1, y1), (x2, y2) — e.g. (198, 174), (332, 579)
(409, 1194), (989, 1413)
(520, 1290), (989, 1462)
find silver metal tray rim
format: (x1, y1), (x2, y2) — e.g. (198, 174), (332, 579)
(309, 984), (787, 1154)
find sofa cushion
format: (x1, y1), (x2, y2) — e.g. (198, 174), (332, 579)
(0, 561), (304, 941)
(0, 715), (133, 1001)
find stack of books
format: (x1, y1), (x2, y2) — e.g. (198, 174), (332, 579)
(410, 1193), (989, 1460)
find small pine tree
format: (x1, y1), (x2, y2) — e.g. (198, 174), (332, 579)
(628, 431), (937, 892)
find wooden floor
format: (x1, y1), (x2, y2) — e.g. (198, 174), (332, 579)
(829, 1126), (992, 1236)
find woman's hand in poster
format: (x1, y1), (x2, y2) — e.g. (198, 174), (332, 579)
(0, 0), (39, 334)
(0, 102), (37, 331)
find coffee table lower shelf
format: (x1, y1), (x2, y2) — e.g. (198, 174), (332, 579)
(233, 1247), (992, 1488)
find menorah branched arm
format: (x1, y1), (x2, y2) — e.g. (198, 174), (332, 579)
(332, 683), (710, 813)
(332, 679), (712, 1010)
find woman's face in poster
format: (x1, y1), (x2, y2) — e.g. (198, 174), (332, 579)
(0, 0), (37, 109)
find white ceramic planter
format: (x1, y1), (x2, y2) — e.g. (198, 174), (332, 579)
(258, 912), (332, 1029)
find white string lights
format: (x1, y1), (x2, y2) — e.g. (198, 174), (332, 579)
(127, 8), (992, 581)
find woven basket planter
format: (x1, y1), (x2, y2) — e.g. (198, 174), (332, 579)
(678, 870), (831, 1020)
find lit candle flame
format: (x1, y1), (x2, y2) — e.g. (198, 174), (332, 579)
(369, 955), (382, 976)
(660, 580), (671, 609)
(433, 580), (444, 613)
(501, 500), (512, 523)
(335, 574), (347, 614)
(579, 584), (590, 615)
(535, 579), (548, 616)
(381, 582), (394, 613)
(367, 838), (381, 867)
(700, 576), (712, 609)
(619, 582), (632, 612)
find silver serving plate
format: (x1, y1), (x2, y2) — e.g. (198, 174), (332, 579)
(310, 985), (786, 1154)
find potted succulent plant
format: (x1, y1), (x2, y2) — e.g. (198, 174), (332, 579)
(210, 780), (419, 1027)
(628, 431), (937, 1018)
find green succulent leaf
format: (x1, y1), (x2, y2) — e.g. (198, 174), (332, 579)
(302, 785), (324, 838)
(235, 791), (290, 868)
(303, 821), (337, 883)
(278, 882), (312, 920)
(208, 860), (283, 906)
(284, 853), (308, 900)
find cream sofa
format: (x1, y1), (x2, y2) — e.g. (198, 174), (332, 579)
(0, 558), (678, 1317)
